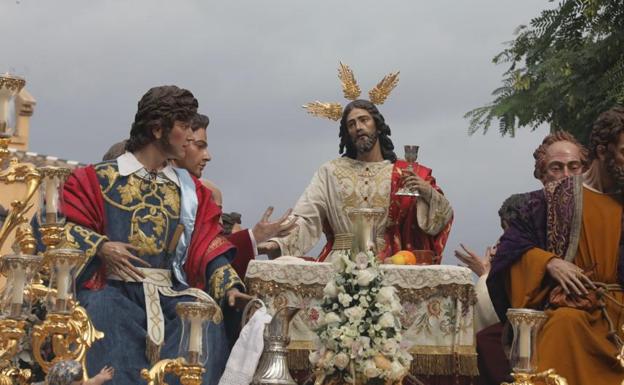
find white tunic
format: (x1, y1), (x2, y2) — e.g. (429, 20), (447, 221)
(271, 157), (453, 260)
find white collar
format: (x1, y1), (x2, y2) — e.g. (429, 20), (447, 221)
(116, 152), (180, 187)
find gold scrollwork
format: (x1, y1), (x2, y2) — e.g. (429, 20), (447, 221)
(502, 369), (568, 385)
(31, 305), (104, 376)
(141, 358), (204, 385)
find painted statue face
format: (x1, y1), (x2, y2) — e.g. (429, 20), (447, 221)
(605, 132), (624, 188)
(161, 120), (193, 160)
(176, 127), (211, 178)
(346, 108), (378, 154)
(543, 140), (583, 183)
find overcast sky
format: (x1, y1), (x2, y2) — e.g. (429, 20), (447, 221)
(1, 0), (553, 265)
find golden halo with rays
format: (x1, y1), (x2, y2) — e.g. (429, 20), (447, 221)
(303, 62), (400, 121)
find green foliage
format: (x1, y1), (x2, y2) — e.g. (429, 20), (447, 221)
(466, 0), (624, 143)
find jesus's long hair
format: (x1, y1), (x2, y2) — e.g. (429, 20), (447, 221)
(338, 100), (397, 163)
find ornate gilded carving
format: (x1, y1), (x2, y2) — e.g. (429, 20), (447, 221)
(31, 305), (104, 375)
(141, 358), (204, 385)
(303, 63), (400, 121)
(368, 71), (400, 105)
(0, 158), (42, 251)
(246, 277), (325, 299)
(338, 62), (361, 101)
(502, 369), (568, 385)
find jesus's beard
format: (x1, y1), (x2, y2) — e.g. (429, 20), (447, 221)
(354, 131), (379, 155)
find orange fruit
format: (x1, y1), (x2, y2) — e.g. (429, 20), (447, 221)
(391, 250), (417, 265)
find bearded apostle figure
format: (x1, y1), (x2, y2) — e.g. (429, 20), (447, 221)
(488, 106), (624, 385)
(259, 97), (453, 262)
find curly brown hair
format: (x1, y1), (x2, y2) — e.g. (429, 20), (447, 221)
(125, 85), (198, 152)
(532, 131), (588, 180)
(588, 106), (624, 160)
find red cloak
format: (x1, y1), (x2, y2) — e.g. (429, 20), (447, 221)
(62, 165), (234, 291)
(317, 160), (452, 263)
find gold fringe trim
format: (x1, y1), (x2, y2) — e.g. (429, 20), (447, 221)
(410, 353), (478, 376)
(288, 349), (313, 370)
(146, 337), (162, 366)
(287, 349), (479, 377)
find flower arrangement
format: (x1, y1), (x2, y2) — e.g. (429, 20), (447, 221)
(310, 250), (412, 384)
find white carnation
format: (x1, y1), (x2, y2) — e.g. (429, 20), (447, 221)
(344, 306), (366, 321)
(338, 292), (353, 307)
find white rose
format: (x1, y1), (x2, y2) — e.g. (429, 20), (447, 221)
(320, 351), (335, 369)
(332, 254), (346, 271)
(324, 312), (341, 324)
(338, 293), (353, 307)
(334, 352), (350, 369)
(323, 280), (338, 298)
(382, 339), (399, 356)
(390, 298), (402, 315)
(363, 360), (380, 378)
(378, 312), (395, 328)
(309, 351), (321, 365)
(356, 268), (377, 286)
(344, 306), (366, 321)
(377, 286), (396, 304)
(389, 361), (407, 380)
(341, 336), (354, 349)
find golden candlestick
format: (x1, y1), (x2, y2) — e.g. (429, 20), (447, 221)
(503, 309), (568, 385)
(141, 302), (222, 385)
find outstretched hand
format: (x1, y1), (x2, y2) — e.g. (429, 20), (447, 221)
(86, 366), (114, 385)
(454, 243), (492, 277)
(546, 258), (596, 296)
(98, 241), (151, 281)
(226, 288), (253, 309)
(252, 206), (298, 244)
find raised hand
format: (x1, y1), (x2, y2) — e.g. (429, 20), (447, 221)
(546, 258), (596, 296)
(454, 243), (491, 277)
(251, 206), (298, 244)
(98, 241), (151, 281)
